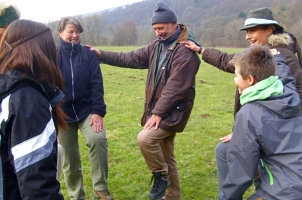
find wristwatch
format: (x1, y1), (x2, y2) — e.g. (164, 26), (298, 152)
(198, 46), (203, 54)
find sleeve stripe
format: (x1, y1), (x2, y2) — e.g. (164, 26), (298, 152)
(11, 118), (56, 172)
(13, 130), (56, 172)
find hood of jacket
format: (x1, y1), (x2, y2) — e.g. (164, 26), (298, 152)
(252, 76), (301, 119)
(268, 33), (293, 47)
(240, 76), (283, 105)
(0, 71), (63, 108)
(245, 54), (301, 119)
(256, 84), (301, 119)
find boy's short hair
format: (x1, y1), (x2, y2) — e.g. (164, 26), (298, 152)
(230, 45), (275, 82)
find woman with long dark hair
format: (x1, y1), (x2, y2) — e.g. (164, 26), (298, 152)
(0, 19), (66, 200)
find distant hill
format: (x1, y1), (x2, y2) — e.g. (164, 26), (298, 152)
(48, 0), (302, 47)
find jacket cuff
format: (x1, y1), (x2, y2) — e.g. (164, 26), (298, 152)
(100, 50), (106, 62)
(92, 111), (106, 118)
(151, 109), (166, 119)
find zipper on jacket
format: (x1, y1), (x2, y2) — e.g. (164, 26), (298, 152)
(260, 159), (274, 186)
(70, 44), (79, 121)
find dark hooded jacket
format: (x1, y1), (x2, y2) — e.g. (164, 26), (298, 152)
(57, 38), (106, 123)
(222, 55), (302, 200)
(101, 25), (200, 132)
(202, 32), (302, 115)
(0, 72), (63, 200)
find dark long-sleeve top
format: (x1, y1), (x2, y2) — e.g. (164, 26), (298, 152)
(0, 73), (64, 200)
(58, 38), (106, 123)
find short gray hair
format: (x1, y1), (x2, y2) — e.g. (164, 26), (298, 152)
(57, 16), (83, 33)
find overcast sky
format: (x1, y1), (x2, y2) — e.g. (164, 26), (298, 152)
(5, 0), (144, 23)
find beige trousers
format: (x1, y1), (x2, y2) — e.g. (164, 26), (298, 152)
(137, 128), (181, 200)
(56, 143), (63, 181)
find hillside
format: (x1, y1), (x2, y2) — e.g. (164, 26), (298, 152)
(48, 0), (302, 47)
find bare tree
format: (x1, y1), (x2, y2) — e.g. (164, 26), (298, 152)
(47, 21), (59, 44)
(111, 22), (138, 46)
(81, 14), (106, 45)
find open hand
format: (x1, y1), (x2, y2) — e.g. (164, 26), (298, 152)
(84, 45), (102, 59)
(180, 40), (201, 53)
(219, 133), (233, 143)
(90, 114), (105, 133)
(143, 114), (162, 130)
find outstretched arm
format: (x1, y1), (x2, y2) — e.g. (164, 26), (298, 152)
(85, 44), (150, 69)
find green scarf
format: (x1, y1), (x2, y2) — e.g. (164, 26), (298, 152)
(240, 76), (284, 105)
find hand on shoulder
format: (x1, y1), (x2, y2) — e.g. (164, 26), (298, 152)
(84, 45), (102, 60)
(180, 40), (203, 54)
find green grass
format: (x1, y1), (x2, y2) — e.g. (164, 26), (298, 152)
(59, 46), (254, 199)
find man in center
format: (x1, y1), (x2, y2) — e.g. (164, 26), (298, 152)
(89, 2), (200, 199)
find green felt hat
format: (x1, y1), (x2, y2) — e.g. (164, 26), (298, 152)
(240, 8), (283, 31)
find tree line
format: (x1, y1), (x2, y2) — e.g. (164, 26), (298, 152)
(47, 0), (302, 48)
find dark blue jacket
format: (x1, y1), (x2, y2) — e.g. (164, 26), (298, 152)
(0, 73), (64, 200)
(58, 38), (106, 123)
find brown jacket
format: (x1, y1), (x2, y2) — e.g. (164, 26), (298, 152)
(268, 33), (302, 102)
(202, 32), (302, 116)
(101, 25), (200, 132)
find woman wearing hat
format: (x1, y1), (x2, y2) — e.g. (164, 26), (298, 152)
(183, 7), (302, 199)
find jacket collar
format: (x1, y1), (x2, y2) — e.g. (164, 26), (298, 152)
(268, 33), (293, 47)
(159, 25), (181, 47)
(162, 24), (199, 51)
(59, 38), (81, 52)
(0, 71), (64, 108)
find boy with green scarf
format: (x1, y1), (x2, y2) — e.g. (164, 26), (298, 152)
(221, 45), (302, 200)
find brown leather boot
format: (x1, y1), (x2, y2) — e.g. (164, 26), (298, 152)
(93, 190), (114, 200)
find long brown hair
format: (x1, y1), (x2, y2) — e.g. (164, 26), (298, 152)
(0, 19), (66, 130)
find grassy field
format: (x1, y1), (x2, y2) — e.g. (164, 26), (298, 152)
(59, 46), (253, 199)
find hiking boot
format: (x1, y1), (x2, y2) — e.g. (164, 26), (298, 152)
(148, 172), (170, 200)
(93, 190), (114, 200)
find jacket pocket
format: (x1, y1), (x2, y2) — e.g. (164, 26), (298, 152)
(160, 101), (193, 132)
(260, 159), (274, 186)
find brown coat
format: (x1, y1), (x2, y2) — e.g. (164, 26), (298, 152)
(268, 33), (302, 102)
(101, 25), (200, 132)
(202, 33), (302, 116)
